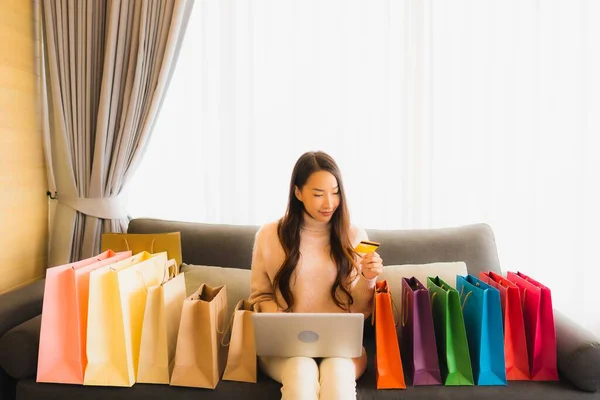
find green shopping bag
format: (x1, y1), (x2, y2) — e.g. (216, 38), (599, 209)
(427, 276), (474, 386)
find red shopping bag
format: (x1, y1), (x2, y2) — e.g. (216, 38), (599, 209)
(506, 271), (558, 381)
(373, 280), (406, 389)
(480, 271), (530, 380)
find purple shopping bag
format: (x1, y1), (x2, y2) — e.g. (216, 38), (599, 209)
(400, 277), (442, 386)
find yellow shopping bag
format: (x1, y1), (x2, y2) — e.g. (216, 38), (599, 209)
(137, 260), (186, 384)
(101, 232), (182, 267)
(84, 251), (168, 387)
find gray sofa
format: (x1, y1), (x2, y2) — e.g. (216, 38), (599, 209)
(0, 218), (599, 400)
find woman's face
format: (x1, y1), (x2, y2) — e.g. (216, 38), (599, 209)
(295, 170), (341, 223)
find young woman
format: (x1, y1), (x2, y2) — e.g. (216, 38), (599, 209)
(249, 151), (384, 400)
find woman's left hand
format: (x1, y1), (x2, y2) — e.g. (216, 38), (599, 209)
(360, 251), (383, 280)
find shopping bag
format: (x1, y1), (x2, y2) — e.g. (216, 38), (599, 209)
(373, 280), (406, 389)
(400, 277), (442, 386)
(506, 271), (558, 381)
(427, 276), (474, 386)
(101, 232), (182, 267)
(37, 250), (132, 384)
(222, 299), (257, 383)
(137, 260), (186, 384)
(170, 283), (228, 389)
(456, 275), (507, 386)
(84, 251), (169, 387)
(480, 271), (530, 380)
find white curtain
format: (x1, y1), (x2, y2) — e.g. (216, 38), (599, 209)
(125, 0), (600, 335)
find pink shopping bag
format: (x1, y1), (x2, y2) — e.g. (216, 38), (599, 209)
(37, 250), (132, 384)
(506, 271), (558, 381)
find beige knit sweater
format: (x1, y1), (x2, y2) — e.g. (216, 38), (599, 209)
(249, 212), (376, 317)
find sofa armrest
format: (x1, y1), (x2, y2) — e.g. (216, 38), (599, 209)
(555, 309), (600, 392)
(0, 280), (45, 338)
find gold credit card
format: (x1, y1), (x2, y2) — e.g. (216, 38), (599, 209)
(354, 240), (381, 253)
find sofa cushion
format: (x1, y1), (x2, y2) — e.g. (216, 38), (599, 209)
(378, 262), (468, 312)
(0, 315), (41, 379)
(180, 263), (251, 320)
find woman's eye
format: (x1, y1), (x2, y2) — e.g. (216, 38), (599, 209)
(314, 194), (323, 198)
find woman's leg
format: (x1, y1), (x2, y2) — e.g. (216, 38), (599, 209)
(259, 356), (320, 400)
(318, 348), (367, 400)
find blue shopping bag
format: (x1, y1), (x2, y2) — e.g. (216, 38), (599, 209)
(456, 275), (507, 386)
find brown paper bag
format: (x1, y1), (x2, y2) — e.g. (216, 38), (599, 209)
(222, 300), (257, 383)
(137, 260), (186, 384)
(170, 284), (228, 389)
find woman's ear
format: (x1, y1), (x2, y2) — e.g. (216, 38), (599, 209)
(294, 186), (303, 202)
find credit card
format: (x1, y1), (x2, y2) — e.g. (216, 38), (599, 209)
(354, 240), (381, 253)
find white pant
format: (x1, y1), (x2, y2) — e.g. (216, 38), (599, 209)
(259, 355), (363, 400)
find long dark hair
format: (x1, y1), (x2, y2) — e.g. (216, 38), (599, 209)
(274, 151), (357, 312)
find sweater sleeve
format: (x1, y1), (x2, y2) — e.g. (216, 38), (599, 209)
(248, 225), (279, 313)
(350, 226), (377, 318)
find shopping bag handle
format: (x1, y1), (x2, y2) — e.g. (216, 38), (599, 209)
(430, 291), (437, 305)
(216, 293), (228, 336)
(401, 289), (410, 327)
(221, 300), (253, 347)
(160, 259), (179, 285)
(459, 286), (473, 310)
(122, 238), (156, 253)
(391, 297), (400, 327)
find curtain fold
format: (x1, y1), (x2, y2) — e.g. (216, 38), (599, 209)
(41, 0), (194, 266)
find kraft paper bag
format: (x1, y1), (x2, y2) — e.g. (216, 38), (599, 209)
(171, 283), (228, 389)
(222, 300), (257, 383)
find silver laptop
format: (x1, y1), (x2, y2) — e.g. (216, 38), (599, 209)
(252, 313), (364, 358)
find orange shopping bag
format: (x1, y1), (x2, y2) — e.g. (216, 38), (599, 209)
(373, 280), (406, 389)
(37, 250), (132, 384)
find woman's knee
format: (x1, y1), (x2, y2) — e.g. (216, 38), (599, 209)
(280, 357), (320, 399)
(282, 357), (319, 378)
(319, 357), (357, 400)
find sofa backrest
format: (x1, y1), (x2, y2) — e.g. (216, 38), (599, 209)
(128, 219), (502, 276)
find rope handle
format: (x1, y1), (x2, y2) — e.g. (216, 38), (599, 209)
(219, 300), (254, 347)
(391, 296), (400, 327)
(401, 288), (410, 327)
(430, 291), (438, 306)
(122, 238), (156, 254)
(215, 289), (228, 336)
(220, 310), (237, 347)
(459, 286), (473, 310)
